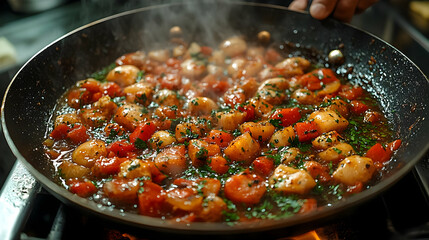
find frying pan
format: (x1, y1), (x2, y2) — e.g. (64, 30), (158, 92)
(2, 1), (429, 234)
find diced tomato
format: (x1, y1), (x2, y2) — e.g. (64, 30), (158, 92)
(206, 130), (234, 148)
(299, 68), (338, 91)
(212, 80), (230, 94)
(364, 111), (382, 123)
(91, 92), (102, 102)
(271, 108), (301, 127)
(67, 85), (101, 108)
(366, 139), (402, 164)
(338, 85), (364, 100)
(92, 157), (123, 177)
(68, 180), (97, 198)
(138, 181), (168, 217)
(350, 100), (369, 115)
(252, 156), (274, 177)
(66, 125), (89, 144)
(100, 82), (122, 97)
(366, 143), (391, 163)
(129, 122), (157, 144)
(295, 121), (319, 142)
(388, 139), (402, 151)
(50, 123), (70, 140)
(208, 155), (229, 175)
(200, 46), (213, 56)
(81, 80), (100, 93)
(237, 104), (256, 122)
(107, 139), (135, 157)
(149, 162), (167, 184)
(298, 198), (317, 214)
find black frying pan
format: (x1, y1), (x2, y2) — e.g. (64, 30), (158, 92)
(2, 1), (429, 234)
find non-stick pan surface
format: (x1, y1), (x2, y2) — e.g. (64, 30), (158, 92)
(2, 1), (429, 234)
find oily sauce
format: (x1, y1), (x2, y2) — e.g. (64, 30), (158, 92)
(43, 35), (400, 223)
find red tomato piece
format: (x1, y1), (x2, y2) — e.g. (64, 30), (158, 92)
(338, 85), (364, 100)
(200, 46), (213, 56)
(107, 139), (135, 157)
(299, 68), (338, 91)
(271, 108), (301, 127)
(295, 121), (319, 142)
(206, 130), (234, 148)
(66, 125), (89, 144)
(100, 82), (122, 98)
(388, 139), (402, 151)
(366, 143), (391, 163)
(92, 157), (123, 177)
(91, 92), (102, 102)
(350, 100), (369, 115)
(364, 111), (382, 123)
(366, 140), (401, 164)
(149, 162), (167, 184)
(138, 181), (167, 217)
(129, 122), (157, 144)
(50, 123), (70, 140)
(68, 180), (97, 198)
(252, 156), (274, 177)
(238, 104), (256, 122)
(81, 80), (100, 93)
(212, 80), (230, 94)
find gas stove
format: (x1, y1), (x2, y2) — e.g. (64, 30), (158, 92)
(0, 0), (428, 239)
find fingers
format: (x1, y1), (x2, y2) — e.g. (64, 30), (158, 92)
(289, 0), (379, 22)
(309, 0), (338, 20)
(332, 0), (359, 22)
(288, 0), (309, 11)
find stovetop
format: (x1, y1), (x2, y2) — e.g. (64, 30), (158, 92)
(0, 0), (428, 239)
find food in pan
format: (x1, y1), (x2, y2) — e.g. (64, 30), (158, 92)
(43, 31), (401, 223)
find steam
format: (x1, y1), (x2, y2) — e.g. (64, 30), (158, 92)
(78, 0), (261, 53)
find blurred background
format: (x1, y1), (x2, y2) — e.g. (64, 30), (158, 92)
(0, 0), (428, 188)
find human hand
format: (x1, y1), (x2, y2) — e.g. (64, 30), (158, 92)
(288, 0), (378, 22)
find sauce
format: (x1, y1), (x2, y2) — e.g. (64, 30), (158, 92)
(43, 35), (401, 223)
